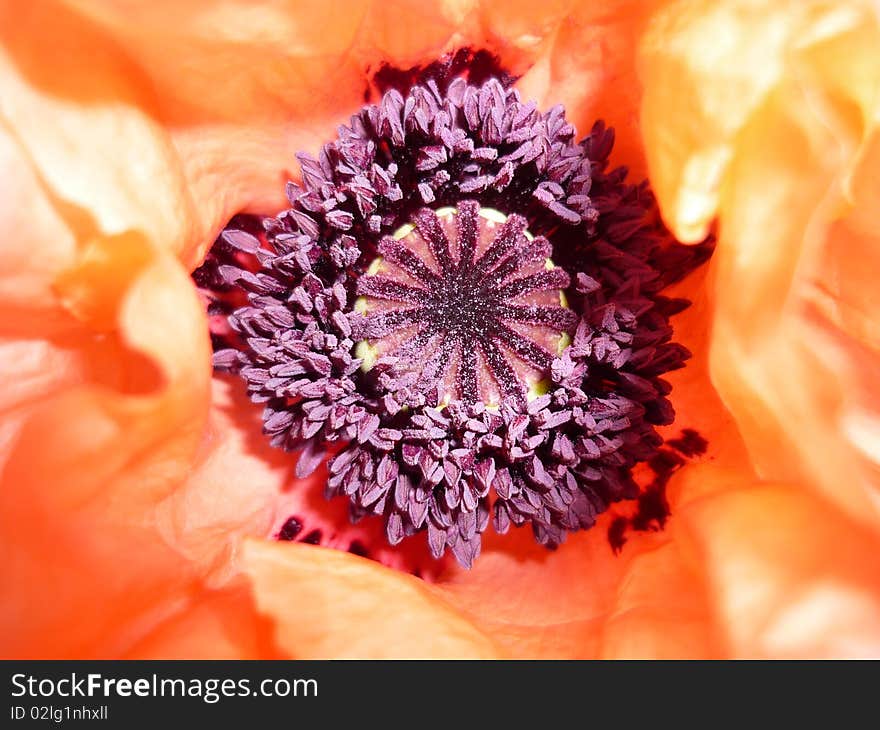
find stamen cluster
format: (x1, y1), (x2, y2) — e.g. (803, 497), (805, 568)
(198, 77), (697, 567)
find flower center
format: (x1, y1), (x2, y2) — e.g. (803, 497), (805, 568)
(354, 201), (575, 405)
(199, 68), (712, 570)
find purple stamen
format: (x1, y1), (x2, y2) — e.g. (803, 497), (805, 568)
(195, 70), (711, 569)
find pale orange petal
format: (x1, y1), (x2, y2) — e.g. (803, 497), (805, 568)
(596, 537), (720, 658)
(672, 467), (880, 657)
(0, 120), (212, 655)
(242, 539), (501, 658)
(47, 0), (675, 270)
(153, 378), (290, 586)
(58, 0), (477, 264)
(0, 1), (202, 264)
(640, 0), (880, 528)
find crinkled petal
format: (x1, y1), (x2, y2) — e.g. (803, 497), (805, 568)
(671, 466), (880, 658)
(56, 0), (483, 264)
(641, 0), (880, 528)
(153, 378), (291, 587)
(0, 255), (212, 656)
(6, 0), (878, 662)
(0, 119), (213, 655)
(0, 2), (201, 264)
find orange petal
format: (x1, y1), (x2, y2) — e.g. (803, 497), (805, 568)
(672, 467), (880, 657)
(596, 536), (721, 658)
(0, 1), (202, 264)
(640, 0), (880, 528)
(439, 521), (714, 658)
(47, 0), (675, 271)
(12, 0), (868, 663)
(240, 472), (718, 658)
(0, 120), (212, 655)
(57, 0), (478, 265)
(123, 584), (281, 659)
(513, 0), (671, 178)
(0, 249), (211, 656)
(242, 539), (501, 658)
(152, 377), (291, 586)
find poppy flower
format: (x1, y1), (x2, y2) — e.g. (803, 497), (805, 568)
(1, 0), (879, 659)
